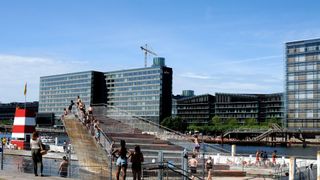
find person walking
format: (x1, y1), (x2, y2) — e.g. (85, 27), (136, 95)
(58, 156), (69, 177)
(30, 131), (44, 176)
(205, 156), (213, 172)
(130, 145), (144, 180)
(188, 154), (198, 179)
(112, 140), (130, 180)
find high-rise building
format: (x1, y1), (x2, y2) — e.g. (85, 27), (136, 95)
(105, 57), (172, 124)
(39, 71), (106, 117)
(285, 38), (320, 128)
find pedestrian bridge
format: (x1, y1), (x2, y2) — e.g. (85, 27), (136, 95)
(62, 105), (229, 179)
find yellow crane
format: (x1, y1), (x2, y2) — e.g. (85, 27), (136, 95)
(140, 44), (157, 67)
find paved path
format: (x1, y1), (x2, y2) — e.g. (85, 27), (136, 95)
(0, 170), (76, 180)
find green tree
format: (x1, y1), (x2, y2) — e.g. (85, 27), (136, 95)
(161, 116), (187, 132)
(226, 117), (238, 129)
(244, 118), (257, 127)
(211, 115), (222, 126)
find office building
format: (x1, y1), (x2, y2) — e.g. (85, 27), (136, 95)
(177, 94), (215, 124)
(105, 57), (172, 124)
(172, 90), (195, 117)
(286, 38), (320, 128)
(39, 71), (106, 117)
(215, 93), (283, 124)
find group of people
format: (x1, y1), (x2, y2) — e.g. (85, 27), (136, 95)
(188, 153), (213, 180)
(30, 131), (69, 177)
(255, 150), (277, 166)
(112, 140), (144, 180)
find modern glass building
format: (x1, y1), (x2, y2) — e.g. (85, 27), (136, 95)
(177, 94), (215, 124)
(105, 57), (172, 124)
(39, 71), (106, 117)
(286, 38), (320, 128)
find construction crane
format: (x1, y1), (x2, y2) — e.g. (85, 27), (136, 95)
(140, 44), (157, 67)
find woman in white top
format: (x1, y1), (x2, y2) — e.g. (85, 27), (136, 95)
(30, 131), (44, 176)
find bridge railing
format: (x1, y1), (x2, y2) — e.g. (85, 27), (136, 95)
(91, 104), (230, 154)
(94, 104), (190, 141)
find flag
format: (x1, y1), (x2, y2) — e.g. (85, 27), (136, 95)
(24, 83), (27, 96)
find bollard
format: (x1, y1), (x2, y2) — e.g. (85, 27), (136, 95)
(55, 137), (58, 146)
(158, 151), (163, 180)
(317, 151), (320, 180)
(289, 157), (296, 180)
(231, 144), (236, 157)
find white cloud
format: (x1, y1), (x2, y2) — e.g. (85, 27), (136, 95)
(0, 54), (89, 103)
(179, 72), (217, 80)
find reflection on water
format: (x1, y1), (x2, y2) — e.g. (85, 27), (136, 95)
(3, 154), (79, 177)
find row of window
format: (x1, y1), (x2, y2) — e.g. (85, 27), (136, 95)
(287, 45), (320, 54)
(40, 74), (91, 83)
(108, 91), (161, 97)
(108, 96), (160, 102)
(287, 54), (320, 63)
(106, 69), (161, 79)
(287, 83), (319, 90)
(40, 83), (91, 91)
(106, 75), (160, 83)
(108, 86), (160, 92)
(287, 73), (320, 81)
(40, 79), (92, 87)
(107, 80), (161, 87)
(287, 64), (318, 72)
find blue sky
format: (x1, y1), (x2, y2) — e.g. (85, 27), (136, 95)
(1, 0), (320, 103)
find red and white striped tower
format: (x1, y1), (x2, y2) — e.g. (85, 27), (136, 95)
(11, 108), (36, 150)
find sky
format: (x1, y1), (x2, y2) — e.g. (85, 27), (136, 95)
(1, 0), (320, 103)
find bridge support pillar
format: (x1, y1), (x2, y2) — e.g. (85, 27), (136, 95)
(289, 157), (296, 180)
(158, 151), (163, 180)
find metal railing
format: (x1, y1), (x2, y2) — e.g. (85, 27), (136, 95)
(91, 104), (229, 154)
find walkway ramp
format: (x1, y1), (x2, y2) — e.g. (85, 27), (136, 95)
(63, 114), (111, 179)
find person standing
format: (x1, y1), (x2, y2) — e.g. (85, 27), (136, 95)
(272, 150), (277, 165)
(30, 131), (44, 176)
(58, 156), (69, 177)
(112, 140), (130, 180)
(130, 145), (144, 180)
(68, 100), (75, 113)
(205, 156), (213, 172)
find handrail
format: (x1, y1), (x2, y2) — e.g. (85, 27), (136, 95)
(142, 161), (203, 180)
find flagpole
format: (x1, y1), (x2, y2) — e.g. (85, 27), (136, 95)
(24, 83), (27, 110)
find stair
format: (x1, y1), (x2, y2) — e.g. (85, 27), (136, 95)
(63, 114), (111, 179)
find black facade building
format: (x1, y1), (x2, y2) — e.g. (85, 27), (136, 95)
(177, 94), (215, 124)
(215, 93), (283, 124)
(0, 101), (39, 121)
(176, 93), (283, 125)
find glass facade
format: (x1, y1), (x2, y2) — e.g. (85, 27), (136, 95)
(105, 66), (172, 124)
(286, 38), (320, 128)
(39, 71), (104, 117)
